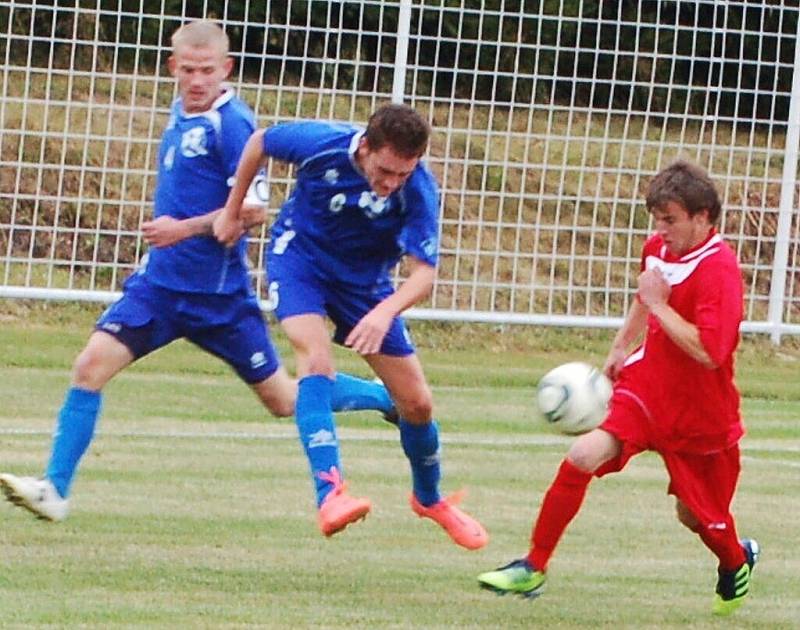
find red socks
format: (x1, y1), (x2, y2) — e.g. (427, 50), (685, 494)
(695, 519), (747, 570)
(526, 459), (745, 572)
(527, 458), (593, 571)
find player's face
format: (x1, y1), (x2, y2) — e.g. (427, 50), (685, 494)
(651, 200), (711, 256)
(357, 140), (419, 197)
(168, 43), (232, 114)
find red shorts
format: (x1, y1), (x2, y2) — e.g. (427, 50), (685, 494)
(596, 393), (741, 530)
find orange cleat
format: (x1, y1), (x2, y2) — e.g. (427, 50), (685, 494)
(410, 490), (488, 550)
(317, 467), (371, 537)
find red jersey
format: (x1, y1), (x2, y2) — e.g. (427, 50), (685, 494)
(613, 229), (744, 454)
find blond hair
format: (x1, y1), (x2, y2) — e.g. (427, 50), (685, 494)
(171, 20), (229, 56)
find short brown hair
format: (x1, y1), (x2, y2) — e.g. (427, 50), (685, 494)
(364, 104), (430, 159)
(171, 20), (229, 56)
(646, 160), (722, 223)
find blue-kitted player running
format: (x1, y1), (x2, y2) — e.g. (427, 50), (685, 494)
(214, 104), (488, 549)
(0, 20), (394, 522)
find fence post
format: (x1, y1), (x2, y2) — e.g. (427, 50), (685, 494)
(768, 19), (800, 344)
(391, 0), (413, 104)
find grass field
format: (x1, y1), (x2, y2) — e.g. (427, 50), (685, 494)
(1, 302), (799, 628)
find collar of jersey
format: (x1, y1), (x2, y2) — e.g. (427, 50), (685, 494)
(683, 229), (720, 260)
(178, 85), (235, 118)
(659, 228), (721, 262)
(348, 129), (367, 176)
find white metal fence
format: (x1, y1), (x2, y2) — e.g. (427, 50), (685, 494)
(1, 1), (799, 341)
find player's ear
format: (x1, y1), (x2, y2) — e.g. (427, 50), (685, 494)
(356, 136), (370, 160)
(222, 56), (234, 78)
(167, 55), (177, 77)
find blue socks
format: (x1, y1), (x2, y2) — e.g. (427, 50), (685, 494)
(297, 375), (438, 508)
(46, 387), (102, 498)
(296, 375), (341, 506)
(399, 419), (441, 507)
(331, 372), (394, 414)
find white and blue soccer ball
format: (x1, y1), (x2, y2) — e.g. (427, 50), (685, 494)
(536, 362), (612, 435)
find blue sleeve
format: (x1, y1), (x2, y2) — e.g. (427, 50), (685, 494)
(398, 163), (440, 266)
(220, 105), (256, 179)
(263, 120), (355, 165)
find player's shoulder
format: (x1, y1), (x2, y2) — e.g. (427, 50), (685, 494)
(265, 120), (358, 164)
(215, 89), (256, 128)
(165, 88), (254, 135)
(410, 159), (439, 187)
(708, 234), (740, 270)
(272, 119), (356, 141)
(694, 231), (738, 265)
(394, 160), (440, 219)
(403, 159), (440, 199)
(276, 119), (357, 137)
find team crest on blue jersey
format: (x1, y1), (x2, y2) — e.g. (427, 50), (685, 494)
(324, 168), (339, 184)
(329, 193), (346, 213)
(421, 237), (438, 258)
(180, 126), (209, 157)
(359, 191), (389, 218)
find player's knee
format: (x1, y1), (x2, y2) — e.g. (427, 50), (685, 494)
(566, 439), (602, 473)
(675, 500), (702, 532)
(566, 429), (620, 473)
(264, 397), (294, 418)
(71, 347), (106, 390)
(251, 368), (297, 418)
(395, 389), (433, 423)
(303, 352), (335, 377)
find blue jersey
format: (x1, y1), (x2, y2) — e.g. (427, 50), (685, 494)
(264, 121), (439, 287)
(145, 88), (255, 294)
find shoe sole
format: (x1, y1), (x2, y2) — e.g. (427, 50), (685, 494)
(479, 581), (544, 600)
(713, 595), (746, 616)
(0, 478), (58, 522)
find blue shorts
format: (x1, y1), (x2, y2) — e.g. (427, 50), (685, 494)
(96, 273), (281, 384)
(267, 239), (415, 357)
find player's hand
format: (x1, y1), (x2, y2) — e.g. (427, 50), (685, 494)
(602, 346), (628, 381)
(213, 211), (244, 246)
(240, 205), (267, 229)
(345, 306), (394, 355)
(141, 216), (189, 248)
(637, 268), (671, 308)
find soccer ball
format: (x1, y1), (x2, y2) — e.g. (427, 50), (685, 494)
(536, 362), (612, 435)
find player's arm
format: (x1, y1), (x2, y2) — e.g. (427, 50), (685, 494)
(142, 204), (266, 248)
(603, 297), (648, 380)
(214, 129), (268, 246)
(638, 268), (716, 368)
(345, 256), (436, 356)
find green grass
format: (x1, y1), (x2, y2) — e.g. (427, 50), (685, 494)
(1, 303), (799, 628)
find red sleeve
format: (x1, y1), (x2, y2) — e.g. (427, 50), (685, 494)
(694, 257), (743, 367)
